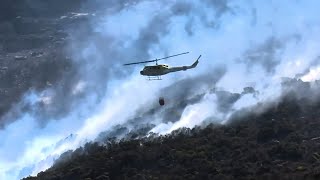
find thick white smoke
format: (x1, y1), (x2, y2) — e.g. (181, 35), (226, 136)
(1, 0), (320, 179)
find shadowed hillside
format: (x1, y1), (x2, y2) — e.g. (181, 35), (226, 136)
(0, 0), (93, 126)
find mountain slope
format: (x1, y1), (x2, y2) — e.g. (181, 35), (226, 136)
(23, 83), (320, 180)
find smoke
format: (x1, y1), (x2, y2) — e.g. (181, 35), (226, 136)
(240, 35), (301, 74)
(204, 0), (233, 17)
(2, 0), (320, 179)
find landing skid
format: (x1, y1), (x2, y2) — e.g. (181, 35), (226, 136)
(147, 76), (162, 80)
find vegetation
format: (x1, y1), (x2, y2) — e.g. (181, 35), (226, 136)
(24, 91), (320, 180)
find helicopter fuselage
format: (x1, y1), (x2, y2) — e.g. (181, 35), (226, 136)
(140, 64), (170, 76)
(140, 59), (199, 76)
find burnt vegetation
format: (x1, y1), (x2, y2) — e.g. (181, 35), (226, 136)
(24, 86), (320, 180)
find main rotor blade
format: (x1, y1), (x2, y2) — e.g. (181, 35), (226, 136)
(123, 59), (157, 66)
(157, 51), (189, 61)
(123, 51), (189, 66)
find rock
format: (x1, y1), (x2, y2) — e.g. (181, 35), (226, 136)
(95, 174), (110, 180)
(296, 166), (306, 171)
(30, 51), (44, 57)
(14, 55), (27, 60)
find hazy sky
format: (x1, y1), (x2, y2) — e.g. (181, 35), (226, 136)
(2, 0), (320, 179)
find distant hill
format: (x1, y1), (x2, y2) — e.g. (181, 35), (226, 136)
(0, 0), (93, 126)
(0, 0), (87, 22)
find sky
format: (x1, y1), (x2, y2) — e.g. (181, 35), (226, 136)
(2, 0), (320, 179)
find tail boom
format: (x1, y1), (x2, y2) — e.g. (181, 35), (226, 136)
(166, 55), (201, 74)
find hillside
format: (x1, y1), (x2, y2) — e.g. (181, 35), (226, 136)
(23, 81), (320, 180)
(0, 0), (93, 126)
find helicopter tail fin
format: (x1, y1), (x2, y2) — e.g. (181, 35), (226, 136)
(190, 55), (201, 68)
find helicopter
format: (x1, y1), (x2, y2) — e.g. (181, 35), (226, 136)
(123, 52), (201, 80)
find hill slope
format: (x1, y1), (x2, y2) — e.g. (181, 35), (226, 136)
(24, 82), (320, 180)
